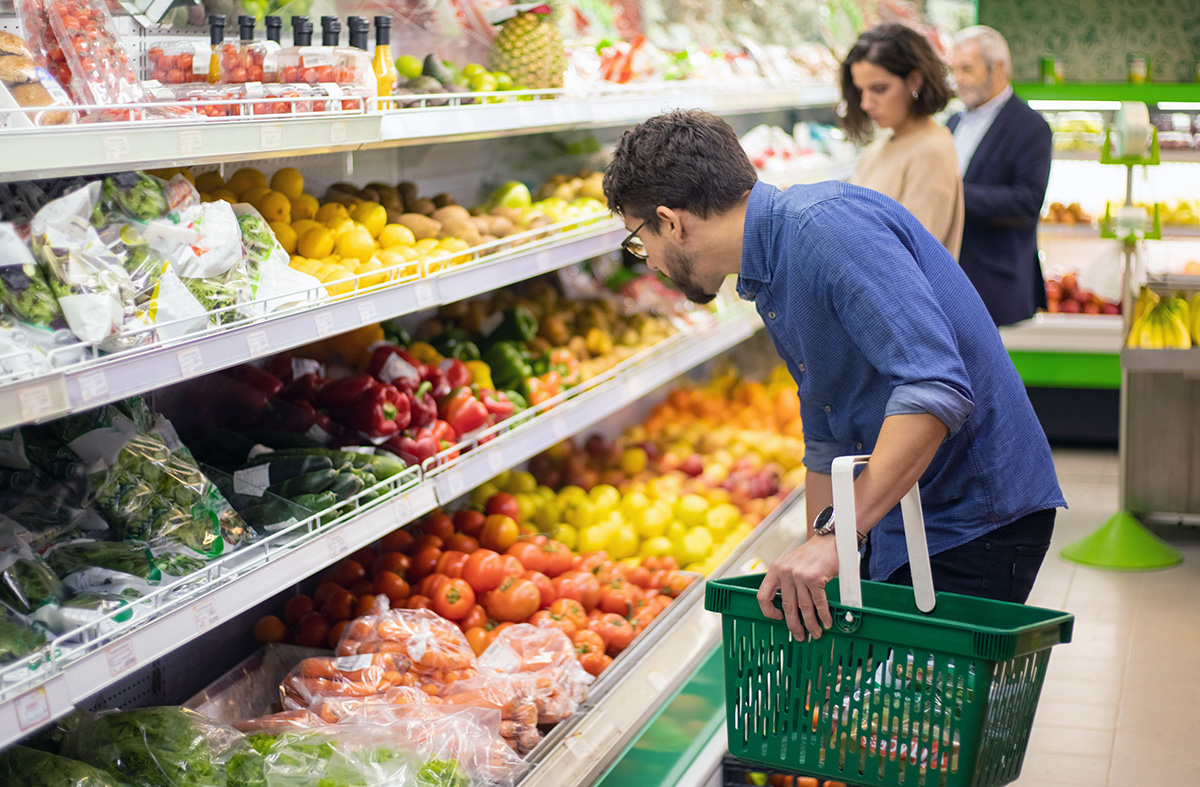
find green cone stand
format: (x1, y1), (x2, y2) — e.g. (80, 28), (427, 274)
(1061, 510), (1183, 570)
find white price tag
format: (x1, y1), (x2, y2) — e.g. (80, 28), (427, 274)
(330, 120), (348, 144)
(535, 250), (555, 272)
(357, 300), (377, 324)
(14, 687), (51, 731)
(177, 347), (205, 376)
(552, 417), (569, 440)
(564, 733), (596, 761)
(314, 311), (336, 337)
(487, 449), (506, 474)
(234, 464), (271, 496)
(179, 129), (202, 155)
(246, 330), (270, 357)
(392, 495), (413, 523)
(193, 599), (220, 632)
(18, 384), (54, 420)
(327, 530), (348, 558)
(261, 123), (283, 149)
(103, 135), (130, 161)
(446, 470), (465, 497)
(77, 370), (109, 403)
(414, 283), (434, 308)
(646, 669), (668, 692)
(105, 639), (137, 677)
(410, 484), (438, 515)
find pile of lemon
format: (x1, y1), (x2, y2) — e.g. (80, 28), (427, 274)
(157, 166), (470, 298)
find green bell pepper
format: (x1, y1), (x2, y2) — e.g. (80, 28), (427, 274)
(484, 341), (534, 392)
(433, 327), (481, 362)
(489, 305), (538, 344)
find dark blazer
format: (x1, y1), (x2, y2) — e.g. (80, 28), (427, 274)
(948, 94), (1052, 326)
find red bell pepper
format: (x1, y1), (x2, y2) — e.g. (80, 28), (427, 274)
(421, 366), (451, 399)
(222, 364), (284, 397)
(264, 354), (295, 383)
(343, 381), (411, 437)
(382, 428), (439, 467)
(281, 372), (324, 404)
(367, 345), (426, 390)
(273, 398), (318, 432)
(439, 358), (471, 389)
(479, 389), (515, 421)
(317, 373), (377, 410)
(409, 381), (438, 429)
(441, 388), (490, 436)
(306, 411), (337, 446)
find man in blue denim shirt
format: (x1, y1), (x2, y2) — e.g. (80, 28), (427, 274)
(603, 110), (1064, 640)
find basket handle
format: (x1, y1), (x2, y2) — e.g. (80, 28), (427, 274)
(831, 455), (935, 613)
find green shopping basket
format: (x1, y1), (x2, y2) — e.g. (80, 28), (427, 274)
(704, 456), (1074, 787)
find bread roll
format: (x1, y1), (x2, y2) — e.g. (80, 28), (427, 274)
(7, 81), (72, 125)
(0, 32), (34, 60)
(0, 54), (37, 87)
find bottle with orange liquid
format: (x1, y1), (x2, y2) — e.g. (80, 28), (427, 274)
(372, 16), (399, 97)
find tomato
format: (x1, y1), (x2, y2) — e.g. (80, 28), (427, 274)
(255, 615), (288, 644)
(432, 577), (477, 620)
(465, 626), (489, 656)
(485, 577), (541, 622)
(486, 492), (521, 522)
(321, 587), (356, 623)
(406, 594), (434, 610)
(631, 605), (659, 632)
(576, 552), (611, 575)
(350, 580), (374, 597)
(454, 509), (486, 538)
(499, 554), (524, 578)
(423, 510), (456, 540)
(590, 612), (636, 653)
(563, 570), (601, 611)
(459, 603), (488, 631)
(355, 594), (379, 618)
(379, 528), (415, 554)
(374, 570), (411, 605)
(551, 574), (582, 605)
(313, 581), (343, 607)
(410, 547), (442, 580)
(660, 571), (694, 599)
(418, 573), (449, 598)
(328, 559), (366, 588)
(347, 547), (377, 571)
(572, 629), (605, 656)
(531, 609), (577, 638)
(522, 570), (555, 608)
(294, 612), (330, 647)
(650, 594), (673, 614)
(413, 534), (445, 552)
(373, 552), (411, 577)
(283, 595), (315, 626)
(444, 533), (479, 553)
(542, 540), (573, 577)
(462, 549), (505, 594)
(480, 514), (519, 552)
(624, 564), (653, 589)
(550, 598), (588, 631)
(484, 621), (514, 648)
(579, 651), (612, 677)
(599, 580), (639, 616)
(507, 541), (548, 573)
(435, 550), (469, 578)
(327, 620), (349, 650)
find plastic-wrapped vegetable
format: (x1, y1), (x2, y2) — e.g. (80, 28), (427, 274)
(232, 207), (326, 316)
(0, 532), (63, 615)
(32, 588), (142, 638)
(475, 623), (592, 725)
(0, 745), (134, 787)
(100, 172), (170, 222)
(280, 652), (413, 710)
(60, 706), (253, 787)
(45, 540), (158, 581)
(0, 605), (48, 664)
(0, 222), (70, 333)
(336, 608), (478, 692)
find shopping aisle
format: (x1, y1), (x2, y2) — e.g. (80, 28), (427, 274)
(1015, 449), (1200, 787)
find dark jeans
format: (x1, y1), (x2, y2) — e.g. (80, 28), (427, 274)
(861, 509), (1056, 603)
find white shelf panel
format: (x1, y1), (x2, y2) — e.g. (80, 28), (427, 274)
(1121, 346), (1200, 372)
(0, 305), (765, 748)
(0, 220), (625, 432)
(999, 313), (1124, 353)
(1039, 224), (1200, 239)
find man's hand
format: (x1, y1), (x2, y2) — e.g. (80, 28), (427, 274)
(756, 535), (839, 640)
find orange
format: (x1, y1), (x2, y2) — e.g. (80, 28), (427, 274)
(242, 185), (272, 208)
(226, 167), (267, 198)
(194, 170), (224, 193)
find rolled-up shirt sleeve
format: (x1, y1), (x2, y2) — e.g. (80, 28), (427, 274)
(802, 201), (975, 437)
(800, 396), (842, 473)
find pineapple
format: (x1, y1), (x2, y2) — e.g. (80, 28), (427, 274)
(488, 9), (567, 90)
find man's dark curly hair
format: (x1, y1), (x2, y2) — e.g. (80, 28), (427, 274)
(602, 110), (758, 233)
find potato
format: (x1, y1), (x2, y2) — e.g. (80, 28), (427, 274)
(397, 213), (442, 240)
(470, 217), (491, 235)
(409, 198), (437, 216)
(439, 217), (483, 246)
(431, 205), (471, 225)
(490, 206), (523, 225)
(489, 216), (515, 238)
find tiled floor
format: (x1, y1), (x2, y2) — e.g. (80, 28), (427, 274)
(1014, 449), (1200, 787)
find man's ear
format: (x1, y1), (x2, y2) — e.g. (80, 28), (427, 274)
(656, 206), (685, 244)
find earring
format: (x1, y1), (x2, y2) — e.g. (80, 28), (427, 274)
(911, 89), (919, 100)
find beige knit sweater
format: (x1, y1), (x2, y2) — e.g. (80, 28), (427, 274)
(850, 121), (965, 259)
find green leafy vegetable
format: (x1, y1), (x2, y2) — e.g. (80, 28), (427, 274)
(0, 745), (133, 787)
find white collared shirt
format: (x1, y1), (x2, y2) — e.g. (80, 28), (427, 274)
(952, 85), (1013, 176)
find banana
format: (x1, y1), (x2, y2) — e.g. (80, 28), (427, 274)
(1146, 312), (1166, 349)
(1133, 287), (1159, 324)
(1190, 293), (1200, 344)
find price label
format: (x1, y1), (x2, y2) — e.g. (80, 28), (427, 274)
(261, 123), (283, 149)
(103, 135), (130, 161)
(446, 471), (465, 497)
(177, 347), (204, 376)
(552, 417), (569, 440)
(564, 733), (595, 761)
(77, 370), (109, 403)
(357, 300), (377, 324)
(330, 120), (348, 144)
(193, 599), (220, 632)
(18, 384), (54, 421)
(646, 669), (668, 692)
(410, 484), (438, 515)
(487, 449), (506, 474)
(327, 530), (348, 559)
(392, 495), (413, 523)
(179, 129), (202, 155)
(414, 283), (435, 308)
(14, 687), (51, 731)
(535, 250), (555, 272)
(105, 639), (137, 677)
(314, 311), (336, 337)
(246, 330), (270, 357)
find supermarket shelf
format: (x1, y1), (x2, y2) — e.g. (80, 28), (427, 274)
(1039, 223), (1200, 239)
(519, 486), (807, 787)
(0, 83), (838, 182)
(999, 313), (1123, 353)
(1015, 82), (1200, 106)
(757, 155), (860, 188)
(1053, 148), (1200, 162)
(1121, 346), (1200, 372)
(0, 304), (765, 749)
(1146, 273), (1200, 291)
(0, 219), (625, 432)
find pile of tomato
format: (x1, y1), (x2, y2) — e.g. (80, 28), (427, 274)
(257, 492), (695, 678)
(148, 44), (207, 84)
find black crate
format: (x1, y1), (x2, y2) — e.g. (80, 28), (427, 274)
(722, 754), (849, 787)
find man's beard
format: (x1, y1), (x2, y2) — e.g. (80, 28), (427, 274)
(665, 245), (716, 305)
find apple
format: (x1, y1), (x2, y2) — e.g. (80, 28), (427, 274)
(680, 454), (704, 477)
(1083, 302), (1101, 315)
(1061, 300), (1081, 313)
(1101, 303), (1121, 315)
(1060, 273), (1078, 296)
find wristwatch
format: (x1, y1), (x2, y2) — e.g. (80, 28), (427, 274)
(813, 506), (867, 547)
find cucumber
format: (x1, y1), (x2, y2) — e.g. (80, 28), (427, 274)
(243, 430), (324, 450)
(246, 448), (406, 480)
(262, 456), (333, 485)
(271, 468), (338, 497)
(328, 470), (364, 501)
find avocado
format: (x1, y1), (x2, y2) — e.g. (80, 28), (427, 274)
(405, 75), (446, 94)
(422, 54), (455, 87)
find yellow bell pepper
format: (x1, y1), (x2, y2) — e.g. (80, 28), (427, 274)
(465, 361), (494, 390)
(327, 323), (385, 367)
(408, 341), (444, 365)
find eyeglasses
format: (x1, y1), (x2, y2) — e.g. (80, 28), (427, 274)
(622, 219), (648, 260)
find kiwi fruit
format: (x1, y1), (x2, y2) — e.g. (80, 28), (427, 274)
(432, 193), (456, 208)
(408, 198), (436, 216)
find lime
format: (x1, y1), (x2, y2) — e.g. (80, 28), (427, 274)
(461, 63), (486, 80)
(470, 72), (498, 93)
(493, 72), (514, 91)
(395, 55), (422, 80)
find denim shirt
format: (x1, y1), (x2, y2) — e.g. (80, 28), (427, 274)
(739, 180), (1065, 581)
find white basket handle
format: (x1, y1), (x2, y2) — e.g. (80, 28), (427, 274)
(830, 455), (935, 613)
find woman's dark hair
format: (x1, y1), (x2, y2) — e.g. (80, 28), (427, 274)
(839, 23), (952, 144)
(602, 110), (757, 233)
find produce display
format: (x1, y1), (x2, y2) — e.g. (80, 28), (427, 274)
(1043, 272), (1121, 315)
(1041, 201), (1093, 227)
(1125, 287), (1199, 349)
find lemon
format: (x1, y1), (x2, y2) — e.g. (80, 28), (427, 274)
(336, 225), (375, 264)
(438, 238), (471, 255)
(589, 484), (620, 514)
(351, 202), (388, 238)
(551, 524), (578, 551)
(290, 219), (322, 240)
(315, 202), (350, 224)
(516, 493), (539, 523)
(226, 167), (267, 198)
(635, 502), (672, 539)
(565, 499), (598, 530)
(195, 171), (224, 193)
(705, 503), (741, 536)
(469, 483), (499, 510)
(577, 525), (611, 554)
(269, 221), (297, 254)
(425, 250), (452, 273)
(257, 190), (291, 223)
(270, 167), (304, 201)
(510, 471), (538, 494)
(325, 217), (354, 236)
(298, 226), (335, 259)
(397, 246), (420, 262)
(379, 223), (416, 248)
(291, 193), (320, 221)
(620, 447), (648, 475)
(315, 262), (344, 282)
(242, 185), (271, 208)
(665, 520), (688, 543)
(532, 500), (562, 531)
(557, 485), (587, 505)
(414, 238), (440, 253)
(608, 525), (639, 560)
(620, 491), (650, 522)
(639, 536), (674, 558)
(377, 249), (406, 268)
(395, 54), (422, 80)
(676, 494), (710, 528)
(356, 258), (387, 288)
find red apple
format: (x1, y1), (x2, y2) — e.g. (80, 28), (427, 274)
(1061, 300), (1081, 313)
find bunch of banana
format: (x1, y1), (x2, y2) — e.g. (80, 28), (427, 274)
(1127, 293), (1192, 349)
(1189, 292), (1200, 344)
